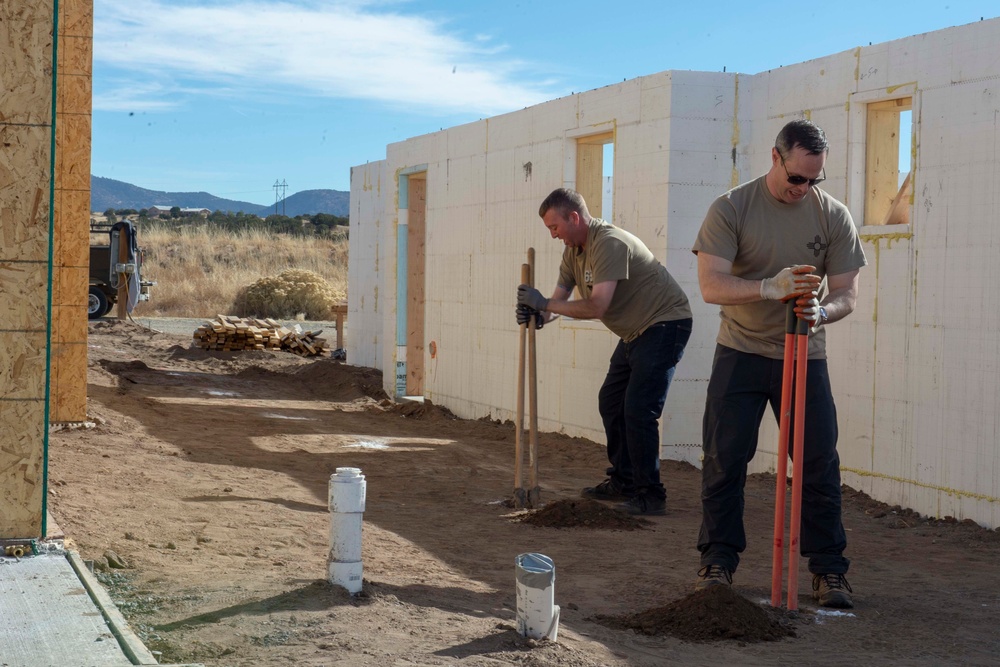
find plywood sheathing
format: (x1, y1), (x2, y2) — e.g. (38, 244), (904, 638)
(0, 0), (56, 537)
(51, 0), (93, 422)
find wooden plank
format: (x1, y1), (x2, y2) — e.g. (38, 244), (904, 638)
(406, 176), (426, 395)
(879, 171), (913, 226)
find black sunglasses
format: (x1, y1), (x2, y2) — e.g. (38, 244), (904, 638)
(780, 155), (826, 187)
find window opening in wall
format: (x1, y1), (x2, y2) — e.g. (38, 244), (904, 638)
(865, 97), (913, 225)
(576, 132), (614, 220)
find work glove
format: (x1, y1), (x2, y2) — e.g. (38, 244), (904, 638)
(516, 304), (544, 329)
(760, 265), (821, 301)
(794, 292), (822, 328)
(517, 284), (549, 312)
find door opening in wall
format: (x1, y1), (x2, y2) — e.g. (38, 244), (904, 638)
(865, 97), (913, 226)
(576, 132), (614, 220)
(406, 173), (426, 397)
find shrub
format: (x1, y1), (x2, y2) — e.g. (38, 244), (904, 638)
(233, 269), (345, 319)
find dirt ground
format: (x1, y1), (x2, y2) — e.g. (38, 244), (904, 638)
(46, 320), (1000, 666)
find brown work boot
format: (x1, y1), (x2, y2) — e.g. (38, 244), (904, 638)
(812, 573), (854, 609)
(695, 564), (732, 591)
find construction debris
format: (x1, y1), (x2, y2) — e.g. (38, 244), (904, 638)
(193, 315), (329, 356)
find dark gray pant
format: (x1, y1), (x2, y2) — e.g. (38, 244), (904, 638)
(698, 345), (849, 575)
(599, 318), (692, 500)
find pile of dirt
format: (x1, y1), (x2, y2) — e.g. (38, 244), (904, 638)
(598, 585), (795, 643)
(520, 498), (652, 530)
(292, 360), (388, 401)
(387, 399), (458, 421)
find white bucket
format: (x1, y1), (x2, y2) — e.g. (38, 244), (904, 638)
(328, 467), (366, 594)
(515, 552), (560, 641)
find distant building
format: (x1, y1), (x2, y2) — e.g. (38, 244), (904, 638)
(146, 206), (211, 217)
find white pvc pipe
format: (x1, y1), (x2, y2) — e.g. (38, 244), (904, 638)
(515, 552), (560, 641)
(328, 467), (367, 593)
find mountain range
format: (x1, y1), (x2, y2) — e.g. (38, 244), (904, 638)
(90, 175), (350, 218)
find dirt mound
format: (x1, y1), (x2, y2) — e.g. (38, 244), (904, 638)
(599, 585), (795, 643)
(292, 360), (388, 401)
(520, 498), (652, 530)
(388, 399), (458, 421)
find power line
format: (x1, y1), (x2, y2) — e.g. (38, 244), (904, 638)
(273, 179), (288, 216)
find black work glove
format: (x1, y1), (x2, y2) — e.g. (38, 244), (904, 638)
(517, 284), (549, 312)
(516, 304), (544, 329)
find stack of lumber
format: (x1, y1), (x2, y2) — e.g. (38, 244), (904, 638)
(192, 315), (328, 356)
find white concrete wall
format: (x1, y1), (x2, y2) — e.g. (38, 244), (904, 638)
(349, 18), (1000, 527)
(347, 161), (388, 371)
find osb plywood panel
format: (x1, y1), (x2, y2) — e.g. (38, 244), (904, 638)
(0, 399), (46, 537)
(2, 1), (56, 538)
(52, 265), (88, 309)
(0, 331), (48, 400)
(54, 189), (91, 267)
(0, 3), (56, 126)
(56, 70), (92, 115)
(0, 262), (47, 329)
(52, 0), (93, 424)
(50, 337), (86, 422)
(55, 113), (91, 192)
(59, 0), (93, 37)
(57, 35), (92, 77)
(0, 126), (53, 261)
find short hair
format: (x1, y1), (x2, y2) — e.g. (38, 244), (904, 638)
(539, 188), (589, 219)
(775, 119), (828, 158)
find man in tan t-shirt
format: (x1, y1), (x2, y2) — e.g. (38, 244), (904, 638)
(691, 120), (867, 608)
(516, 188), (692, 516)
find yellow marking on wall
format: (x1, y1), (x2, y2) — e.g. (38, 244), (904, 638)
(853, 47), (862, 81)
(804, 109), (812, 121)
(730, 75), (740, 188)
(886, 82), (917, 95)
(859, 231), (913, 244)
(842, 467), (1000, 504)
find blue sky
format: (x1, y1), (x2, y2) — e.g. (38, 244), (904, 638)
(91, 0), (996, 205)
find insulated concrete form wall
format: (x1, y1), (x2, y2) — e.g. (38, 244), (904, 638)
(51, 0), (92, 423)
(1, 1), (56, 537)
(349, 18), (1000, 527)
(350, 77), (722, 453)
(347, 160), (388, 370)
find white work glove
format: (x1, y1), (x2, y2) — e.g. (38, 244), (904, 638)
(795, 293), (823, 330)
(760, 265), (821, 301)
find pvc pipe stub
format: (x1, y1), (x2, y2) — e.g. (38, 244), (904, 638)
(329, 467), (366, 513)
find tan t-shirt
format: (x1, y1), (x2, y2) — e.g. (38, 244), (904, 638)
(558, 218), (691, 342)
(692, 176), (867, 359)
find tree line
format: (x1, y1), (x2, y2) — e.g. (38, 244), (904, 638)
(101, 208), (350, 239)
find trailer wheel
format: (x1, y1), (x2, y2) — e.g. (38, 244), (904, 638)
(88, 286), (109, 320)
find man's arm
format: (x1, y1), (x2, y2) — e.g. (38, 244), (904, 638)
(697, 252), (765, 305)
(544, 281), (617, 321)
(697, 252), (821, 304)
(818, 270), (860, 324)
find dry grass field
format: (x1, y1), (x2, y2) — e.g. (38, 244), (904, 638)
(99, 222), (349, 318)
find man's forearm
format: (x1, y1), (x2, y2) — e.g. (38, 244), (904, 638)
(820, 289), (857, 324)
(701, 271), (768, 305)
(545, 297), (604, 321)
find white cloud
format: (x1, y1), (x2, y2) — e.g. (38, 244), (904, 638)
(93, 0), (557, 115)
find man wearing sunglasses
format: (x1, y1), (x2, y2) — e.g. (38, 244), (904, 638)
(691, 119), (867, 608)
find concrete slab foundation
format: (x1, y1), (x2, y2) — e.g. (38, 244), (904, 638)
(0, 550), (203, 667)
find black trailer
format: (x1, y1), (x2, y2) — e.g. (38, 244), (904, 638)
(88, 220), (154, 319)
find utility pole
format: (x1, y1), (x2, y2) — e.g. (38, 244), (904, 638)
(273, 179), (288, 216)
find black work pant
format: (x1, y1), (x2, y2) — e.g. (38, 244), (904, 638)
(599, 318), (692, 500)
(698, 344), (849, 574)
